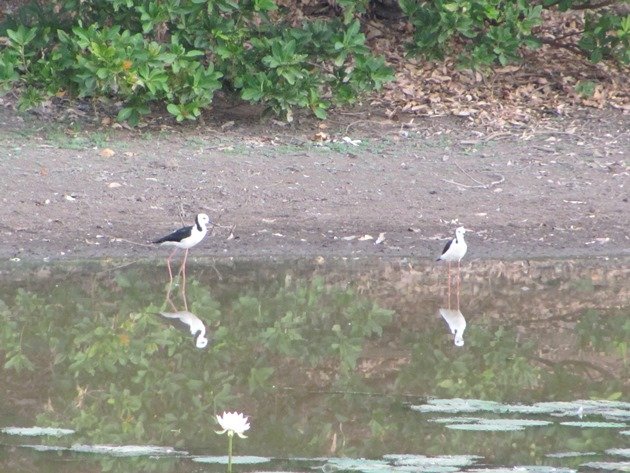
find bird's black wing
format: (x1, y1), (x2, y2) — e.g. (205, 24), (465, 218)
(153, 225), (193, 244)
(437, 239), (452, 261)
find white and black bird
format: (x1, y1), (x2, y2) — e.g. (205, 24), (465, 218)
(437, 226), (471, 285)
(158, 311), (209, 348)
(437, 226), (470, 265)
(439, 308), (466, 347)
(153, 213), (211, 284)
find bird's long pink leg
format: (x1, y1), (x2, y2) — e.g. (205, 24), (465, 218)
(456, 260), (461, 309)
(163, 248), (179, 310)
(447, 261), (452, 309)
(166, 248), (177, 285)
(181, 249), (189, 311)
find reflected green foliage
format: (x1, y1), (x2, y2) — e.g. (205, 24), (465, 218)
(231, 276), (392, 376)
(576, 308), (629, 364)
(0, 268), (393, 450)
(0, 258), (628, 470)
(396, 324), (543, 399)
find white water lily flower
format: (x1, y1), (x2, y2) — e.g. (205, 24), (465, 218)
(216, 411), (250, 438)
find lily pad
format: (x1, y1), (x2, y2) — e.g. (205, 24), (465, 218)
(69, 444), (186, 457)
(446, 423), (526, 431)
(322, 458), (391, 472)
(383, 454), (482, 467)
(410, 399), (630, 421)
(1, 426), (75, 437)
(442, 418), (551, 431)
(545, 452), (597, 458)
(580, 461), (630, 471)
(469, 467), (576, 473)
(606, 448), (630, 458)
(192, 455), (271, 464)
(410, 399), (502, 414)
(533, 401), (630, 420)
(560, 421), (627, 428)
(429, 417), (483, 424)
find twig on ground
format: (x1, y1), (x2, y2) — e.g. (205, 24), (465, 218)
(107, 236), (154, 247)
(442, 168), (505, 189)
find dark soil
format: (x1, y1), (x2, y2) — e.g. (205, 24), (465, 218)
(0, 105), (628, 263)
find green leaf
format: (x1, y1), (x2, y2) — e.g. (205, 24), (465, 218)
(254, 0), (277, 12)
(166, 103), (181, 115)
(241, 87), (263, 101)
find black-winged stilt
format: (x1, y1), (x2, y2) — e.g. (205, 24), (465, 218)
(154, 213), (211, 309)
(439, 308), (466, 347)
(158, 311), (209, 348)
(437, 226), (471, 304)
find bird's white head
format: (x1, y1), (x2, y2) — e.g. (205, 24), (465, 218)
(196, 213), (211, 228)
(455, 226), (471, 238)
(196, 334), (209, 349)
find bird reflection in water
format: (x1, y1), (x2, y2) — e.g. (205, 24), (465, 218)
(157, 311), (209, 349)
(439, 308), (466, 347)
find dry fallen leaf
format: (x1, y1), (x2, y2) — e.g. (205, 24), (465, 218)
(99, 148), (115, 157)
(312, 131), (329, 142)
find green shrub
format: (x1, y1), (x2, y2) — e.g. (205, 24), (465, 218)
(400, 0), (629, 67)
(579, 10), (630, 64)
(0, 0), (393, 124)
(399, 0), (543, 66)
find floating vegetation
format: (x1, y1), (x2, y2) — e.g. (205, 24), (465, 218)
(68, 444), (187, 457)
(445, 424), (521, 432)
(560, 422), (627, 428)
(443, 418), (551, 431)
(429, 417), (485, 424)
(382, 454), (482, 468)
(321, 458), (391, 472)
(19, 443), (187, 457)
(606, 448), (630, 458)
(467, 468), (577, 473)
(580, 461), (630, 471)
(1, 426), (75, 437)
(411, 399), (503, 414)
(322, 455), (483, 472)
(411, 399), (630, 422)
(545, 451), (597, 458)
(192, 455), (271, 464)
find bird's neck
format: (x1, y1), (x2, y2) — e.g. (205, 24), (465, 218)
(193, 221), (207, 235)
(194, 217), (204, 232)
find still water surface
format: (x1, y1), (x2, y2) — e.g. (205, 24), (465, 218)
(0, 257), (628, 472)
